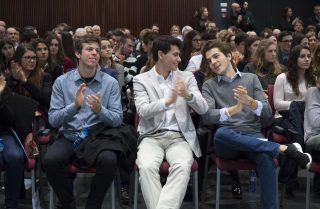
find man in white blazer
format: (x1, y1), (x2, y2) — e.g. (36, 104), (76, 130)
(133, 35), (208, 209)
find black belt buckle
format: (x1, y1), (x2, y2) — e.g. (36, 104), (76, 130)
(155, 129), (181, 134)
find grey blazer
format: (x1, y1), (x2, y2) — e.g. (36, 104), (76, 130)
(133, 67), (208, 157)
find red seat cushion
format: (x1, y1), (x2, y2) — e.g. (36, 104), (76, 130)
(309, 162), (320, 173)
(272, 132), (287, 144)
(26, 158), (36, 171)
(66, 164), (96, 173)
(37, 133), (52, 145)
(135, 160), (198, 173)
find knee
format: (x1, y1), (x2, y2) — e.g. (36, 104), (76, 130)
(214, 127), (231, 141)
(255, 153), (275, 170)
(4, 150), (25, 169)
(43, 151), (59, 171)
(170, 162), (191, 177)
(95, 151), (118, 172)
(137, 160), (160, 175)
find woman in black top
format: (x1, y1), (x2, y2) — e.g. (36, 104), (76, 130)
(0, 73), (38, 209)
(9, 45), (52, 112)
(192, 7), (210, 33)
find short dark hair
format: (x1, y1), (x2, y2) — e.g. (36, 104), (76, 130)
(277, 31), (292, 42)
(201, 32), (216, 41)
(119, 34), (134, 44)
(234, 32), (248, 45)
(151, 35), (182, 62)
(74, 34), (101, 53)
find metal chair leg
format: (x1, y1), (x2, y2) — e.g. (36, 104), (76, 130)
(193, 170), (199, 209)
(201, 130), (212, 203)
(216, 168), (221, 209)
(306, 171), (311, 209)
(31, 169), (36, 198)
(134, 170), (139, 209)
(49, 184), (55, 209)
(111, 180), (115, 209)
(276, 167), (279, 209)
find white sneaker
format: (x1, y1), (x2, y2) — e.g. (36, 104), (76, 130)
(292, 142), (303, 152)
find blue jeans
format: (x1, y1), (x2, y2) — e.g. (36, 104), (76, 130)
(0, 134), (25, 208)
(214, 127), (279, 209)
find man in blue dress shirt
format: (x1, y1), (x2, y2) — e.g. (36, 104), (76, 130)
(43, 34), (123, 209)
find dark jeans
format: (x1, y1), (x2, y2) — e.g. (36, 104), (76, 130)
(214, 127), (279, 209)
(0, 134), (25, 208)
(43, 136), (117, 209)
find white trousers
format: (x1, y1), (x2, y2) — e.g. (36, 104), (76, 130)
(136, 131), (193, 209)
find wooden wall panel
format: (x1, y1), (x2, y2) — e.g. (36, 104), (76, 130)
(0, 0), (212, 37)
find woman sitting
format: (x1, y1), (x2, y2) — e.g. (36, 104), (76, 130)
(243, 39), (284, 89)
(274, 45), (315, 112)
(8, 44), (52, 113)
(0, 73), (38, 209)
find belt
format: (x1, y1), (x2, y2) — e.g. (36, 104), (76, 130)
(154, 129), (182, 134)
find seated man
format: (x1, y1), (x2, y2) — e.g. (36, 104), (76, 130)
(201, 40), (312, 209)
(133, 35), (208, 209)
(43, 35), (123, 209)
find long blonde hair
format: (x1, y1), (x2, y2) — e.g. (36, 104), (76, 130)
(251, 39), (282, 77)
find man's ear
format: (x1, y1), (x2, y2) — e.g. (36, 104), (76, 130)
(226, 53), (232, 61)
(75, 51), (81, 59)
(158, 50), (164, 60)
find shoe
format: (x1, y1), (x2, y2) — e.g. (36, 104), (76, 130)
(232, 181), (242, 200)
(285, 143), (312, 170)
(120, 185), (130, 205)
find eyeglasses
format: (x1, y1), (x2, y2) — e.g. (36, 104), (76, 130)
(22, 56), (37, 61)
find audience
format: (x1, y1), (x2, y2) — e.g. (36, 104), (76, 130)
(2, 2), (320, 207)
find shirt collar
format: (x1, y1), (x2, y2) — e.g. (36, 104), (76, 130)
(217, 69), (242, 83)
(152, 67), (175, 83)
(73, 68), (102, 83)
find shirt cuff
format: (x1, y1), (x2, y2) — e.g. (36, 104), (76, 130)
(162, 99), (174, 111)
(186, 93), (195, 104)
(253, 100), (263, 116)
(219, 108), (229, 122)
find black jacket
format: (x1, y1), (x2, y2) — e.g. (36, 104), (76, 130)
(74, 123), (138, 168)
(0, 87), (38, 142)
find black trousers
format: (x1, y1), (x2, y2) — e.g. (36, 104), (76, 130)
(43, 136), (117, 209)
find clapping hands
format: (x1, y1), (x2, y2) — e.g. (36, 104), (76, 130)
(11, 61), (27, 83)
(74, 83), (102, 114)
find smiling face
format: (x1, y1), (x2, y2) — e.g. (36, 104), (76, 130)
(170, 26), (180, 38)
(205, 47), (232, 76)
(159, 45), (181, 71)
(76, 42), (100, 69)
(121, 38), (134, 57)
(21, 50), (37, 71)
(297, 48), (311, 71)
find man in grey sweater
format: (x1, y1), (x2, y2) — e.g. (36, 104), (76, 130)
(201, 40), (312, 209)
